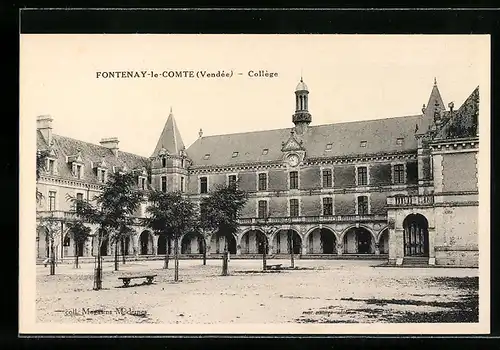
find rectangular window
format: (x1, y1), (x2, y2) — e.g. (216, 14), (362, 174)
(322, 169), (332, 188)
(99, 169), (106, 183)
(258, 173), (267, 191)
(357, 196), (369, 215)
(48, 191), (56, 211)
(289, 171), (298, 190)
(75, 165), (82, 179)
(140, 177), (146, 190)
(200, 177), (208, 194)
(161, 176), (167, 193)
(200, 203), (208, 222)
(180, 177), (185, 192)
(322, 197), (333, 216)
(228, 175), (237, 189)
(76, 193), (83, 212)
(394, 164), (405, 184)
(258, 200), (268, 219)
(289, 199), (299, 217)
(262, 148), (269, 155)
(47, 159), (55, 174)
(357, 166), (368, 186)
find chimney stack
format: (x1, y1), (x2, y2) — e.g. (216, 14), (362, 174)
(37, 115), (53, 146)
(100, 137), (119, 158)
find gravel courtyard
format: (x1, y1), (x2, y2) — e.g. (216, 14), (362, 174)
(36, 259), (479, 324)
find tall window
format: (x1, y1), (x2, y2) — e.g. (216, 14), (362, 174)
(47, 159), (55, 174)
(140, 177), (146, 190)
(200, 177), (208, 194)
(258, 200), (268, 219)
(161, 157), (167, 168)
(357, 166), (368, 186)
(228, 175), (237, 189)
(357, 196), (369, 215)
(289, 171), (298, 190)
(99, 169), (106, 183)
(200, 203), (208, 222)
(289, 199), (299, 217)
(76, 193), (83, 212)
(161, 176), (167, 193)
(323, 197), (333, 216)
(75, 165), (82, 179)
(394, 164), (405, 184)
(180, 177), (185, 192)
(48, 191), (56, 211)
(322, 169), (332, 188)
(258, 173), (267, 191)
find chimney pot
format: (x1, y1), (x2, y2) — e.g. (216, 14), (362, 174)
(37, 115), (53, 145)
(100, 137), (119, 157)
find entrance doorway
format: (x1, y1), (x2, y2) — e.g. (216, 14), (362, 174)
(403, 214), (429, 257)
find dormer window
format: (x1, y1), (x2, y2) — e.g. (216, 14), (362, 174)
(161, 157), (167, 168)
(360, 141), (367, 148)
(98, 169), (107, 183)
(74, 164), (83, 179)
(203, 154), (210, 160)
(68, 151), (84, 179)
(325, 143), (332, 151)
(232, 152), (239, 158)
(396, 137), (404, 146)
(262, 149), (269, 155)
(46, 158), (55, 175)
(139, 176), (147, 190)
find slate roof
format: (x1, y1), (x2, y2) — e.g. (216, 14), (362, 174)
(151, 111), (186, 158)
(37, 133), (149, 183)
(186, 114), (431, 167)
(434, 86), (479, 140)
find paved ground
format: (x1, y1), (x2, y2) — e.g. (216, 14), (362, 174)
(36, 259), (479, 324)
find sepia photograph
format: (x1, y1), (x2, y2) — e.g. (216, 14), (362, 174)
(19, 34), (490, 334)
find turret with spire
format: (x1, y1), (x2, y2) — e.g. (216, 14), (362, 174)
(292, 76), (312, 135)
(150, 107), (190, 193)
(422, 77), (446, 131)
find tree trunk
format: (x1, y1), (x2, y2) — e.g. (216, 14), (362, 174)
(202, 236), (207, 266)
(174, 235), (179, 281)
(121, 237), (126, 265)
(289, 231), (295, 269)
(50, 237), (56, 275)
(94, 231), (103, 290)
(114, 239), (119, 271)
(262, 236), (267, 271)
(74, 241), (79, 269)
(164, 235), (170, 269)
(222, 238), (229, 276)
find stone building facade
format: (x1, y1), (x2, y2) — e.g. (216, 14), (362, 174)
(35, 78), (479, 267)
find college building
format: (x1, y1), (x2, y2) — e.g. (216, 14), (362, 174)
(36, 78), (479, 267)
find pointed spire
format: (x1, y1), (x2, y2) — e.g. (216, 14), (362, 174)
(423, 78), (445, 120)
(151, 109), (186, 158)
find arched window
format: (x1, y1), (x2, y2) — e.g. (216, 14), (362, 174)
(63, 234), (71, 247)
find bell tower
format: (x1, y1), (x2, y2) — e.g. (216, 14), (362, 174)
(293, 77), (311, 135)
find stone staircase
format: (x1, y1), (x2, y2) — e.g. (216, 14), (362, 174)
(402, 256), (429, 266)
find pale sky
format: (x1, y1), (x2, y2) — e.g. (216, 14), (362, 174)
(20, 34), (489, 158)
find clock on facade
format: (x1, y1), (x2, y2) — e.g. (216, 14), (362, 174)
(287, 154), (300, 167)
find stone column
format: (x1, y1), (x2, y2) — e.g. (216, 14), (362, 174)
(336, 243), (343, 255)
(236, 245), (242, 255)
(374, 243), (380, 255)
(301, 243), (307, 255)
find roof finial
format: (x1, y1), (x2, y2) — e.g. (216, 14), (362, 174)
(434, 77), (437, 86)
(199, 128), (203, 138)
(300, 69), (303, 82)
(170, 106), (173, 115)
